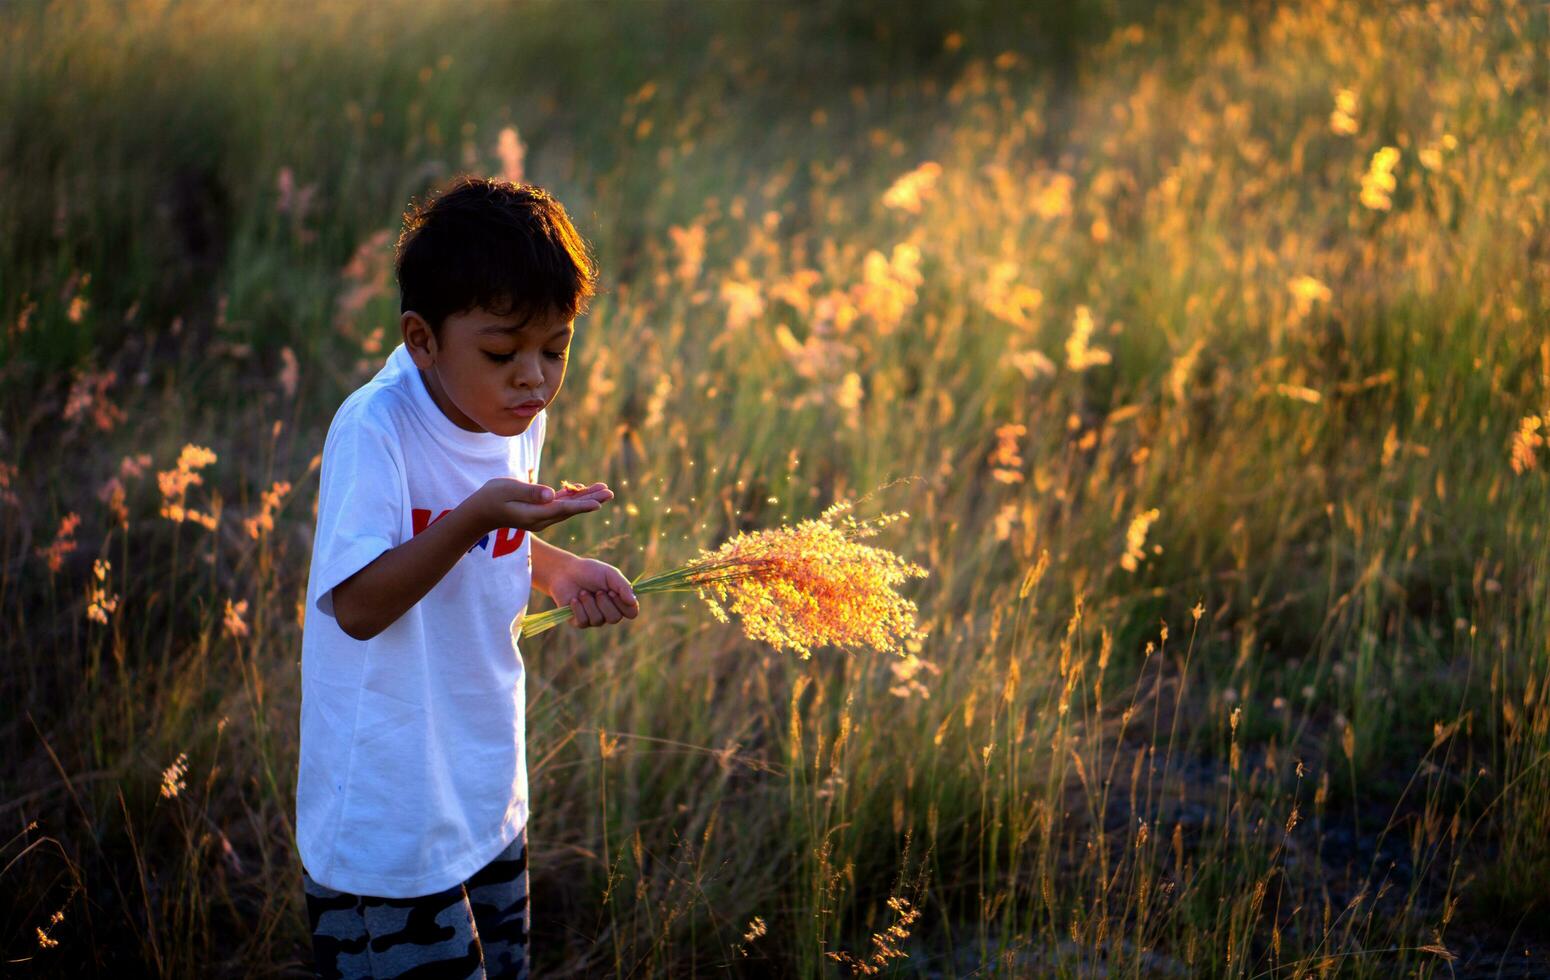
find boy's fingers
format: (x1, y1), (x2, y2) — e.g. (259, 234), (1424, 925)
(595, 593), (624, 623)
(533, 499), (601, 526)
(578, 592), (603, 626)
(611, 590), (639, 618)
(555, 481), (610, 500)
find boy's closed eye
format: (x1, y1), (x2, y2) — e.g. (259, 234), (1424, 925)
(484, 350), (567, 363)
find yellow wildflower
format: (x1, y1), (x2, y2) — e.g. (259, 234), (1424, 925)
(988, 423), (1026, 483)
(1329, 88), (1359, 135)
(851, 243), (924, 335)
(242, 480), (292, 539)
(1120, 508), (1160, 572)
(1275, 383), (1323, 404)
(35, 907), (64, 949)
(1360, 146), (1400, 211)
(668, 221), (706, 284)
(86, 558), (119, 624)
(160, 752), (189, 799)
(158, 444), (219, 528)
(881, 161), (942, 214)
(1065, 305), (1112, 371)
(720, 277), (766, 332)
(223, 598), (250, 639)
(1033, 172), (1074, 220)
(984, 260), (1044, 331)
(1510, 413), (1547, 473)
(1287, 275), (1332, 319)
(1011, 349), (1056, 380)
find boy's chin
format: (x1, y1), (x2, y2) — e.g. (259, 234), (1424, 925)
(488, 413), (536, 436)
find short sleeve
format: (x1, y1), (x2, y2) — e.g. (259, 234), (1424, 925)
(309, 410), (405, 620)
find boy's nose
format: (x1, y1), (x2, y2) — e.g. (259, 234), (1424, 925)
(514, 356), (545, 387)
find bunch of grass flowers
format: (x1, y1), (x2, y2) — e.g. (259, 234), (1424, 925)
(521, 499), (929, 659)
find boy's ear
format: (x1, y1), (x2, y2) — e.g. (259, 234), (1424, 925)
(402, 311), (438, 368)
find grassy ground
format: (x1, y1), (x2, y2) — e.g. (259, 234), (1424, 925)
(2, 0), (1548, 975)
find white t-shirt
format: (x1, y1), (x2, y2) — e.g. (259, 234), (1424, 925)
(297, 342), (545, 898)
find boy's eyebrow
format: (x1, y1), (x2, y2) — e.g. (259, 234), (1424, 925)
(478, 322), (574, 338)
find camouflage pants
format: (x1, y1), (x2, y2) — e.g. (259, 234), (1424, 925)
(303, 825), (529, 979)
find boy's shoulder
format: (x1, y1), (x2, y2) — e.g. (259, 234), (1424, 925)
(326, 361), (417, 446)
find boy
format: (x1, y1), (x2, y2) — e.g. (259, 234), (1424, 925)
(297, 176), (639, 979)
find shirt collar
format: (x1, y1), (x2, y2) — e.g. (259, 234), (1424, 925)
(391, 343), (513, 456)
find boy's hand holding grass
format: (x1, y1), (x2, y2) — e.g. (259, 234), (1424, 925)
(539, 554), (640, 629)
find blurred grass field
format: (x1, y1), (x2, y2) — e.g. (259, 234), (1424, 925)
(2, 0), (1548, 975)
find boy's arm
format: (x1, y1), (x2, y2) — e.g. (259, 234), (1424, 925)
(530, 533), (580, 599)
(331, 504), (489, 641)
(332, 480), (609, 641)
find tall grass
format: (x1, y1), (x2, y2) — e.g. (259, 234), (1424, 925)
(2, 0), (1547, 974)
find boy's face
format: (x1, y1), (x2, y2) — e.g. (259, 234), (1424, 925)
(402, 304), (573, 438)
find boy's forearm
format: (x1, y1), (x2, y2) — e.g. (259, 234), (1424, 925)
(529, 533), (579, 599)
(331, 503), (489, 641)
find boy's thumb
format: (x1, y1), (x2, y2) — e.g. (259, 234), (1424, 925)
(526, 484), (554, 504)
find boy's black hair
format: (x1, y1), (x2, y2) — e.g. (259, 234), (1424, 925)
(395, 175), (600, 337)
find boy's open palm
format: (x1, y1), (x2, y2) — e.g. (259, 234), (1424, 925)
(469, 478), (613, 534)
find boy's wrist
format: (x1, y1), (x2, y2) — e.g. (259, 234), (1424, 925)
(454, 491), (495, 537)
(530, 535), (580, 599)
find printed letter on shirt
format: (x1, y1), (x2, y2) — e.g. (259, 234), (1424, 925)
(412, 505), (524, 559)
